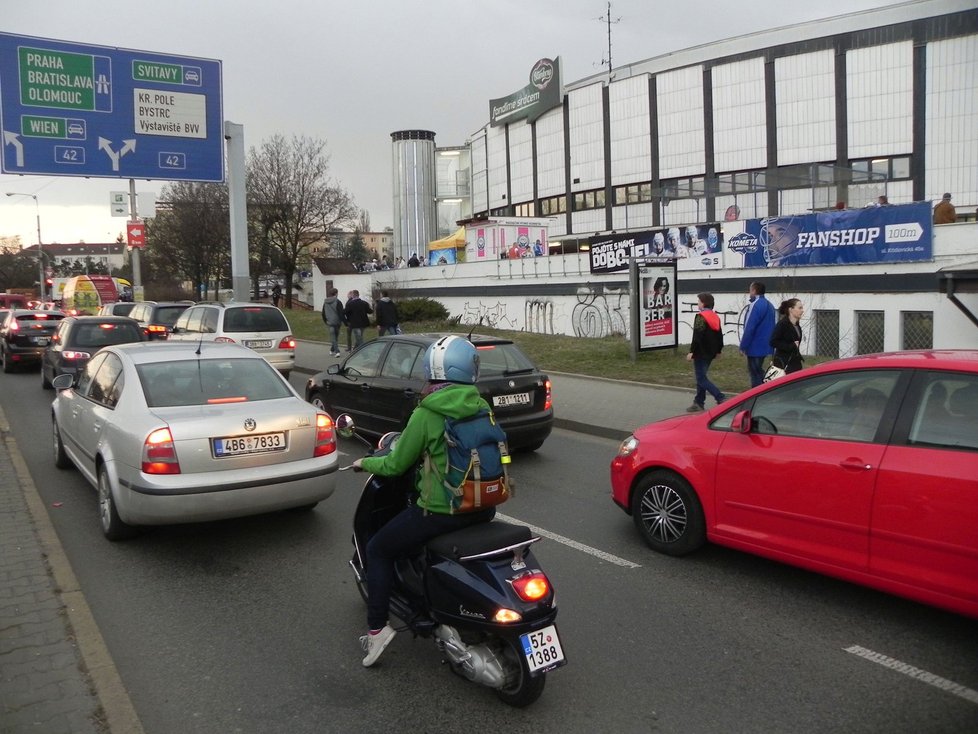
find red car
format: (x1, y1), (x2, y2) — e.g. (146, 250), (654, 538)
(611, 350), (978, 619)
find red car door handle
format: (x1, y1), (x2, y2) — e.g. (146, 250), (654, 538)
(840, 458), (872, 471)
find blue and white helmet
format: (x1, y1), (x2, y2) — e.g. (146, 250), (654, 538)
(423, 335), (479, 384)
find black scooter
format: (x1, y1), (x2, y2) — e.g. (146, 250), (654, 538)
(338, 416), (565, 707)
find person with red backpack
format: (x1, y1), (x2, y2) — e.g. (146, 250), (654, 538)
(351, 336), (500, 667)
(686, 292), (726, 412)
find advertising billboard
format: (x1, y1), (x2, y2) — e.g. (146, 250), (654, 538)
(724, 202), (933, 268)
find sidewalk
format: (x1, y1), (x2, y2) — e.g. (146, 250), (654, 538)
(0, 406), (142, 734)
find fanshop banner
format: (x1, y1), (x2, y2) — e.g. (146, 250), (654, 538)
(588, 225), (723, 275)
(724, 201), (933, 268)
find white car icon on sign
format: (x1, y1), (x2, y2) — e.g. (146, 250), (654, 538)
(67, 123), (84, 136)
(184, 69), (200, 83)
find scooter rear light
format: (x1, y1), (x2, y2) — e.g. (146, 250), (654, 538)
(511, 572), (550, 602)
(142, 427), (181, 474)
(493, 608), (523, 624)
(314, 413), (336, 457)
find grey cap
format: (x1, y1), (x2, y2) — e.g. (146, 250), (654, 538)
(943, 192), (952, 199)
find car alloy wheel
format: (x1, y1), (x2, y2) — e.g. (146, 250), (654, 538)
(630, 470), (706, 556)
(98, 466), (137, 541)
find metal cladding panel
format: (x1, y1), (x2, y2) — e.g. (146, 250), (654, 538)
(848, 42), (914, 158)
(568, 83), (605, 190)
(611, 202), (654, 230)
(571, 209), (606, 234)
(535, 106), (565, 197)
(487, 124), (508, 208)
(392, 131), (436, 256)
(712, 57), (767, 173)
(776, 50), (836, 166)
(657, 66), (705, 179)
(509, 120), (533, 203)
(925, 34), (978, 206)
(470, 131), (488, 215)
(609, 75), (651, 182)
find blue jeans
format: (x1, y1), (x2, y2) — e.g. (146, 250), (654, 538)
(351, 327), (364, 349)
(747, 356), (766, 388)
(693, 357), (724, 407)
(327, 324), (341, 354)
(366, 504), (494, 629)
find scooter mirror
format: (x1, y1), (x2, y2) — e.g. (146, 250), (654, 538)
(335, 413), (356, 438)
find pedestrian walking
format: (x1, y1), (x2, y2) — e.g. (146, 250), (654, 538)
(375, 290), (400, 336)
(344, 289), (373, 350)
(321, 287), (345, 357)
(271, 283), (282, 308)
(344, 290), (355, 351)
(739, 281), (776, 388)
(770, 298), (806, 373)
(686, 293), (725, 412)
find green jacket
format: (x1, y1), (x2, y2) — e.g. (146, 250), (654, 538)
(361, 383), (490, 514)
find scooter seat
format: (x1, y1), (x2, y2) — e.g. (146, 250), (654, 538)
(427, 521), (534, 561)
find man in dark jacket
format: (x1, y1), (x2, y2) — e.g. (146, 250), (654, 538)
(686, 292), (725, 411)
(344, 290), (373, 349)
(375, 291), (399, 336)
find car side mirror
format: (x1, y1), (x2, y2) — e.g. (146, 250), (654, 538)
(732, 409), (753, 434)
(52, 373), (74, 390)
(327, 363), (340, 375)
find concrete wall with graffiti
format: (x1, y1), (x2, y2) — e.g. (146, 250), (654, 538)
(312, 222), (978, 354)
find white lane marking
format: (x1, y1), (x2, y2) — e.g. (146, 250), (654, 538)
(845, 645), (978, 705)
(496, 512), (641, 568)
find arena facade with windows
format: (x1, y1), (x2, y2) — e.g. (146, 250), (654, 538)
(371, 0), (978, 355)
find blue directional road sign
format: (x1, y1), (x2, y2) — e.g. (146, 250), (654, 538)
(0, 33), (223, 181)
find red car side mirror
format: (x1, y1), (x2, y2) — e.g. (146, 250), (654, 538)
(732, 409), (752, 434)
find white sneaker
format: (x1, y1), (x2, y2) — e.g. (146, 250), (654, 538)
(360, 624), (395, 667)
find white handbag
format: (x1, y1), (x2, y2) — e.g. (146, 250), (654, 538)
(763, 364), (786, 382)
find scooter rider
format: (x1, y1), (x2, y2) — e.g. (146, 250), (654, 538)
(351, 335), (497, 667)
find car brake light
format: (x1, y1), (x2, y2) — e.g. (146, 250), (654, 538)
(511, 572), (551, 602)
(543, 379), (552, 412)
(142, 427), (181, 474)
(8, 320), (19, 332)
(147, 325), (167, 335)
(62, 350), (91, 361)
(215, 336), (235, 343)
(279, 335), (296, 350)
(314, 413), (336, 457)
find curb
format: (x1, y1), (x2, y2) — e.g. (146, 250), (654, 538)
(0, 405), (144, 734)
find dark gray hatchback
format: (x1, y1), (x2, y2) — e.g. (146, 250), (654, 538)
(304, 333), (553, 451)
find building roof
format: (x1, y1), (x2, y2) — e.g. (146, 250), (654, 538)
(313, 257), (361, 275)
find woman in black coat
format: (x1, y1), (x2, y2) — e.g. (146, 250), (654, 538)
(770, 298), (805, 373)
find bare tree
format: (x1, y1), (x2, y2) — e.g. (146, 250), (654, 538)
(247, 135), (358, 307)
(358, 208), (371, 233)
(145, 181), (230, 299)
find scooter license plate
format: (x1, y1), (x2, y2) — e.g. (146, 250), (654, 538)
(519, 624), (565, 674)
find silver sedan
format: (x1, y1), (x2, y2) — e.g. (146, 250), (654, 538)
(51, 341), (339, 540)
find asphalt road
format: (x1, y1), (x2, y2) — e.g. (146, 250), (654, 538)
(5, 367), (977, 733)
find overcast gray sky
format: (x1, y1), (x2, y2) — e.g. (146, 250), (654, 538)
(1, 0), (912, 246)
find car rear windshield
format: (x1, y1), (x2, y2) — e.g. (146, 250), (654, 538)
(138, 358), (293, 407)
(17, 313), (65, 325)
(223, 307), (289, 333)
(154, 305), (190, 326)
(476, 343), (537, 376)
(72, 322), (142, 347)
(110, 303), (136, 316)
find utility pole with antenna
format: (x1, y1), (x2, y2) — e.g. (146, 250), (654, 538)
(597, 1), (621, 81)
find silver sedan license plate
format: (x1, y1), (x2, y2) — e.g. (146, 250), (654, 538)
(213, 432), (286, 457)
(493, 392), (530, 407)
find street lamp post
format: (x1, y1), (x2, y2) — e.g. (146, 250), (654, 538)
(5, 192), (44, 301)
